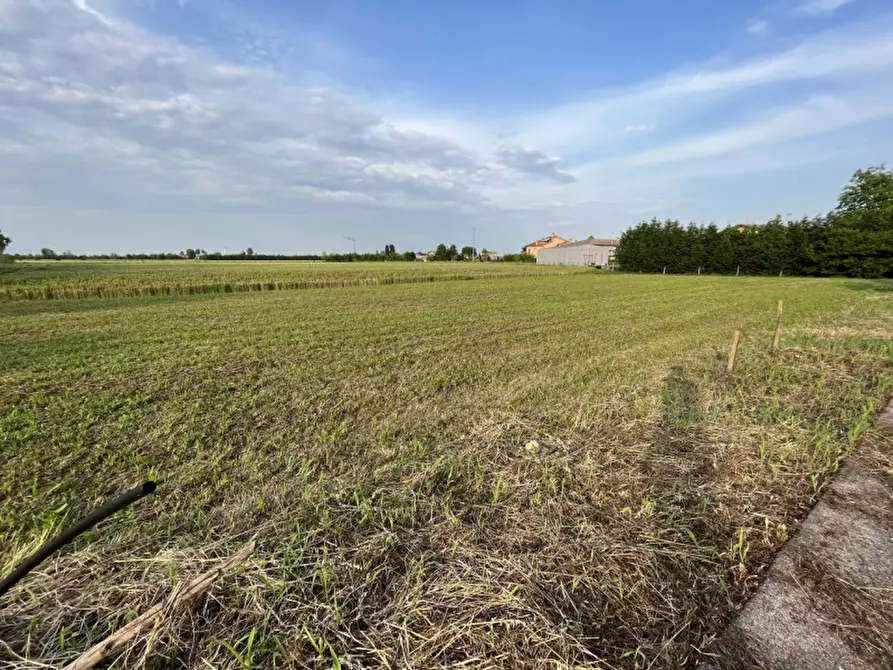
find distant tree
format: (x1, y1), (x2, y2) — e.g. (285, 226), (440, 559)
(837, 165), (893, 216)
(245, 247), (254, 257)
(461, 245), (475, 260)
(40, 248), (57, 259)
(686, 223), (705, 273)
(402, 250), (416, 261)
(448, 244), (458, 260)
(713, 229), (737, 274)
(0, 229), (9, 255)
(817, 166), (893, 277)
(433, 243), (449, 261)
(185, 248), (197, 259)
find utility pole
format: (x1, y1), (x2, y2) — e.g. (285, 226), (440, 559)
(343, 236), (357, 255)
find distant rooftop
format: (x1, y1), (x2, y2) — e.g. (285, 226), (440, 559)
(558, 237), (619, 248)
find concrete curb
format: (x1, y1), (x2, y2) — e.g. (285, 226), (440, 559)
(701, 398), (893, 670)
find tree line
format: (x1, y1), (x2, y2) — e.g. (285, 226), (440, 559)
(616, 166), (893, 278)
(8, 249), (323, 261)
(4, 243), (512, 263)
(323, 243), (502, 262)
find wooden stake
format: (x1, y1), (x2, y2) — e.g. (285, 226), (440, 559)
(64, 542), (255, 670)
(772, 300), (784, 352)
(736, 265), (740, 276)
(663, 266), (666, 275)
(727, 329), (741, 373)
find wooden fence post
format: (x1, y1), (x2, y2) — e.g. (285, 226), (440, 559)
(736, 266), (740, 276)
(727, 329), (741, 373)
(772, 300), (784, 352)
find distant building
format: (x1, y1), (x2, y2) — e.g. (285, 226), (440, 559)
(416, 252), (427, 261)
(537, 237), (618, 267)
(479, 250), (501, 261)
(522, 233), (568, 257)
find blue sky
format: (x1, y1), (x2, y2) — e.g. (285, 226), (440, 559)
(1, 0), (892, 254)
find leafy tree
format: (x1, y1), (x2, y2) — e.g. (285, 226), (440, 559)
(826, 165), (893, 277)
(185, 248), (197, 259)
(837, 166), (893, 217)
(461, 246), (475, 260)
(402, 251), (416, 261)
(41, 248), (57, 259)
(245, 247), (254, 257)
(0, 229), (9, 255)
(448, 244), (458, 260)
(433, 243), (449, 261)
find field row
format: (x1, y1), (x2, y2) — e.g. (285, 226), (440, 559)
(0, 261), (589, 300)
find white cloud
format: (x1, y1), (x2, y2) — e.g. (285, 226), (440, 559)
(624, 124), (654, 135)
(71, 0), (110, 23)
(798, 0), (854, 16)
(747, 19), (768, 36)
(513, 19), (893, 156)
(0, 0), (513, 216)
(622, 92), (893, 168)
(494, 145), (575, 183)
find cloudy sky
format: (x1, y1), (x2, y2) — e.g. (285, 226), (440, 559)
(2, 0), (892, 254)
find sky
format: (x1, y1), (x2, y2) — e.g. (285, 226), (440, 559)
(1, 0), (892, 255)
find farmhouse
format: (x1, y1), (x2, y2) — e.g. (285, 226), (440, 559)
(537, 237), (618, 267)
(522, 233), (568, 257)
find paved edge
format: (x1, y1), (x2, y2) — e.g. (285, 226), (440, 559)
(700, 398), (893, 670)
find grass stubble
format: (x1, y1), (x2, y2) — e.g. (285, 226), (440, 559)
(0, 264), (891, 669)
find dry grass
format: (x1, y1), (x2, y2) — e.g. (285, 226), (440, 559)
(1, 271), (891, 669)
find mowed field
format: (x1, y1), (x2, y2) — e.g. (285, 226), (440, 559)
(1, 262), (892, 669)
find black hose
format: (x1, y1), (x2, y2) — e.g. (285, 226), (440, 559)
(0, 481), (157, 600)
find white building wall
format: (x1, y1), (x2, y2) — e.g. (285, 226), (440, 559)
(537, 244), (614, 266)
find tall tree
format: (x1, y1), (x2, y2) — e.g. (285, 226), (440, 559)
(837, 166), (893, 217)
(433, 243), (449, 261)
(821, 166), (893, 277)
(0, 229), (9, 255)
